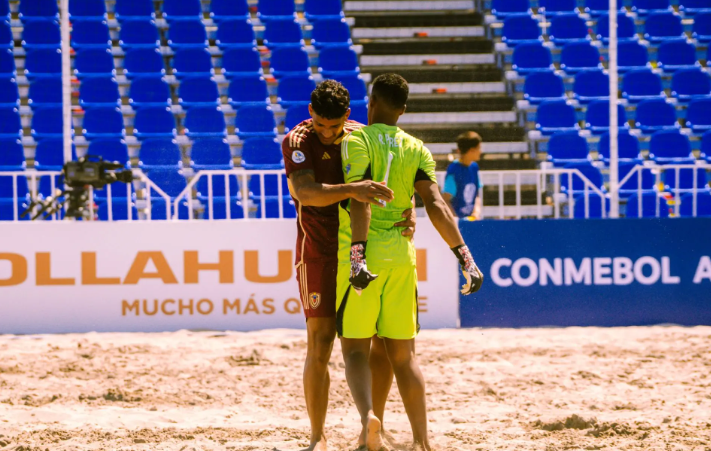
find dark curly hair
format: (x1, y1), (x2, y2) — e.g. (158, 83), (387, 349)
(310, 80), (350, 119)
(371, 73), (408, 110)
(456, 131), (482, 154)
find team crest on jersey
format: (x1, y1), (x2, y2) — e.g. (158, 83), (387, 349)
(292, 150), (306, 163)
(345, 163), (351, 174)
(309, 292), (321, 309)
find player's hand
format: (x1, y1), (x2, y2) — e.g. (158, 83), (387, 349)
(349, 180), (394, 206)
(451, 244), (484, 295)
(394, 208), (416, 239)
(350, 242), (378, 295)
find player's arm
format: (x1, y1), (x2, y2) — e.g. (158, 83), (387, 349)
(393, 198), (416, 238)
(442, 173), (457, 216)
(288, 169), (393, 207)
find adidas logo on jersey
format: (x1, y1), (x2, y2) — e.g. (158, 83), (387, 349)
(322, 152), (331, 160)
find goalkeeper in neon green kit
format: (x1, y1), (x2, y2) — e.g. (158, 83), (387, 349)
(336, 73), (484, 451)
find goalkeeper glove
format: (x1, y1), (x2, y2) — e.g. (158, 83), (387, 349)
(349, 241), (378, 295)
(452, 244), (484, 295)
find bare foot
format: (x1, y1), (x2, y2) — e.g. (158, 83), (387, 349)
(301, 438), (328, 451)
(366, 414), (386, 451)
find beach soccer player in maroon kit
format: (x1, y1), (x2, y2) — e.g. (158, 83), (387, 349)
(282, 80), (416, 451)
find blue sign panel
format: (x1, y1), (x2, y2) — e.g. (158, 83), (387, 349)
(459, 218), (711, 327)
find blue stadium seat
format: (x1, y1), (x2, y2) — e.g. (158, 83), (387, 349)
(236, 105), (277, 139)
(596, 13), (637, 43)
(573, 69), (608, 103)
(679, 191), (711, 217)
(97, 198), (137, 221)
(284, 105), (310, 132)
(95, 178), (134, 199)
(573, 193), (608, 218)
(21, 20), (60, 50)
(69, 0), (107, 22)
(632, 0), (672, 15)
(119, 20), (160, 50)
(692, 12), (711, 43)
(585, 100), (628, 134)
(184, 106), (227, 138)
(162, 0), (201, 22)
(335, 75), (368, 106)
(74, 48), (115, 79)
(124, 48), (166, 78)
(524, 70), (565, 104)
(318, 47), (359, 79)
(702, 130), (711, 161)
(277, 75), (316, 108)
(536, 100), (579, 135)
(540, 0), (578, 15)
(19, 0), (59, 23)
(560, 161), (604, 193)
(24, 49), (61, 79)
(547, 131), (589, 165)
(83, 107), (125, 140)
(626, 192), (668, 218)
(502, 15), (542, 47)
(263, 19), (304, 49)
(311, 19), (352, 49)
(657, 40), (700, 72)
(34, 138), (76, 171)
(621, 69), (664, 103)
(38, 173), (64, 200)
(79, 77), (120, 109)
(178, 77), (220, 108)
(215, 19), (256, 49)
(585, 0), (625, 16)
(256, 198), (296, 219)
(88, 139), (129, 166)
(148, 196), (190, 220)
(196, 173), (240, 199)
(71, 20), (111, 50)
(222, 47), (262, 79)
(597, 131), (641, 162)
(210, 0), (249, 21)
(0, 49), (14, 78)
(270, 47), (311, 78)
(350, 105), (368, 124)
(133, 106), (176, 139)
(0, 22), (10, 51)
(0, 172), (28, 199)
(227, 76), (269, 108)
(0, 107), (20, 138)
(0, 77), (18, 107)
(0, 138), (25, 171)
(619, 160), (654, 198)
(0, 0), (8, 22)
(0, 198), (31, 221)
(241, 137), (283, 169)
(491, 0), (530, 18)
(115, 0), (156, 22)
(167, 20), (208, 50)
(671, 69), (711, 102)
(139, 138), (182, 170)
(685, 98), (711, 133)
(128, 77), (171, 109)
(549, 14), (590, 46)
(304, 0), (344, 21)
(249, 173), (289, 197)
(146, 170), (187, 197)
(560, 42), (602, 73)
(664, 167), (708, 193)
(635, 99), (679, 133)
(618, 41), (650, 72)
(680, 0), (711, 15)
(649, 130), (694, 163)
(257, 0), (296, 22)
(511, 42), (554, 74)
(172, 48), (213, 78)
(31, 107), (63, 140)
(191, 137), (233, 170)
(202, 198), (245, 220)
(644, 12), (684, 43)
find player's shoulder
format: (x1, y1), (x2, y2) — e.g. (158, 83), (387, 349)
(283, 119), (316, 150)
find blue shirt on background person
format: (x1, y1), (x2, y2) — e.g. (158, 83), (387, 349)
(442, 131), (483, 219)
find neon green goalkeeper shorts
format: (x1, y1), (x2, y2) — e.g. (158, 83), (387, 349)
(335, 264), (420, 340)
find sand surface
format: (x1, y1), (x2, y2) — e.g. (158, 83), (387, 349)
(0, 326), (709, 450)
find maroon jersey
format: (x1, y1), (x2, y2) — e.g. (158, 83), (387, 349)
(283, 119), (362, 263)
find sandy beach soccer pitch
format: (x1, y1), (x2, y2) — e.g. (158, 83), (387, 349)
(0, 326), (709, 450)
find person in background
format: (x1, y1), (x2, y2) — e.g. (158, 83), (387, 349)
(442, 131), (483, 220)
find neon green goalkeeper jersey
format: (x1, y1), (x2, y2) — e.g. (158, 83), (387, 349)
(337, 123), (437, 268)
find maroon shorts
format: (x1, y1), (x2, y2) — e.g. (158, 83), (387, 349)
(296, 260), (337, 318)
